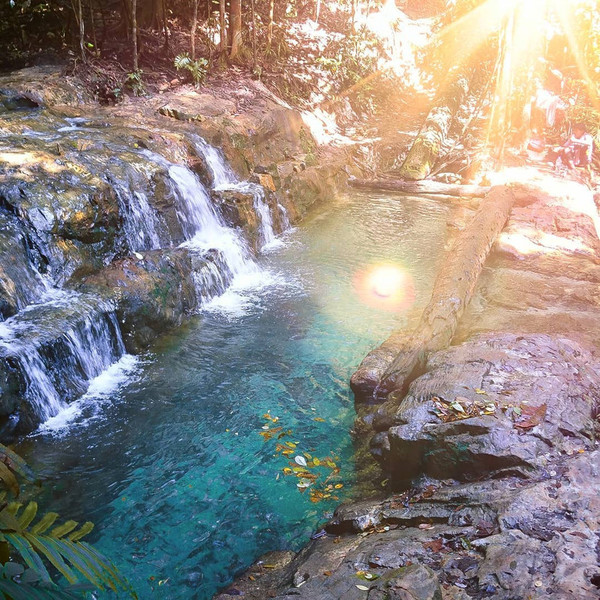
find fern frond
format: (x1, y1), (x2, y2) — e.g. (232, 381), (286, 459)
(1, 504), (136, 597)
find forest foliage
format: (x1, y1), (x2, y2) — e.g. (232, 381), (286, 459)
(2, 1), (600, 154)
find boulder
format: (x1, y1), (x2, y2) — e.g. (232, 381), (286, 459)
(374, 333), (598, 484)
(217, 451), (600, 600)
(81, 248), (232, 352)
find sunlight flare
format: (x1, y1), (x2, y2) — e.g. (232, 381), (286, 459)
(353, 264), (415, 312)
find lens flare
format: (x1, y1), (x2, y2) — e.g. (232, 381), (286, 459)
(354, 264), (415, 312)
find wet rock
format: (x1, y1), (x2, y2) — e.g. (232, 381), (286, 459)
(211, 189), (262, 251)
(0, 152), (122, 283)
(351, 332), (411, 404)
(367, 565), (442, 600)
(251, 172), (277, 192)
(0, 293), (123, 437)
(377, 333), (598, 484)
(0, 213), (48, 318)
(0, 66), (93, 107)
(219, 451), (600, 600)
(81, 248), (231, 352)
(213, 551), (296, 600)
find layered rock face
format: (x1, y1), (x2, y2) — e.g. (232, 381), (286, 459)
(0, 67), (346, 437)
(217, 172), (600, 599)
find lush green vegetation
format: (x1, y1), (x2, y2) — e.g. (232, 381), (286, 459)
(0, 444), (134, 599)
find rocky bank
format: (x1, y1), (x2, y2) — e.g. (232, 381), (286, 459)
(216, 170), (600, 599)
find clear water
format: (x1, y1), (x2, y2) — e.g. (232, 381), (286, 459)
(18, 192), (450, 600)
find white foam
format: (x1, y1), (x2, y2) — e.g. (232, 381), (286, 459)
(37, 354), (140, 434)
(261, 238), (287, 252)
(203, 269), (300, 318)
(0, 322), (12, 340)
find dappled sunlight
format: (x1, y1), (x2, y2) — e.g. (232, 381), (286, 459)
(0, 150), (91, 184)
(428, 0), (599, 148)
(500, 228), (592, 256)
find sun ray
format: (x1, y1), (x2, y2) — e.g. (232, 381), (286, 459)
(552, 0), (599, 108)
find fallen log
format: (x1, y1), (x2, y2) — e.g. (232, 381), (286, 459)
(349, 177), (490, 199)
(351, 185), (516, 404)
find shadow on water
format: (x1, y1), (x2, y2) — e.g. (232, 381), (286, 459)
(17, 192), (450, 599)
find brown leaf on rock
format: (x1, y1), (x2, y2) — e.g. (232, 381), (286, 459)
(423, 538), (445, 552)
(514, 403), (547, 429)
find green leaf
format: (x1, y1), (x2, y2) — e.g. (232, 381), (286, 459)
(2, 561), (25, 578)
(4, 533), (51, 583)
(0, 506), (22, 532)
(25, 534), (79, 584)
(0, 444), (34, 482)
(50, 521), (78, 539)
(0, 463), (19, 498)
(0, 578), (48, 600)
(6, 503), (21, 517)
(57, 540), (113, 591)
(18, 502), (38, 530)
(30, 513), (59, 536)
(68, 522), (93, 542)
(78, 540), (134, 595)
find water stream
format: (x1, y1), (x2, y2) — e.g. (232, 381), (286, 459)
(18, 191), (450, 600)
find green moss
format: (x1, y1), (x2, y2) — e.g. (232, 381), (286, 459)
(299, 127), (317, 166)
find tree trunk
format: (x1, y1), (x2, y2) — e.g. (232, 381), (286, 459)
(349, 178), (489, 199)
(315, 0), (321, 23)
(229, 0), (242, 60)
(398, 72), (470, 181)
(250, 0), (257, 69)
(120, 0), (131, 39)
(267, 0), (274, 50)
(132, 0), (138, 71)
(78, 0), (86, 62)
(219, 0), (226, 53)
(352, 186), (516, 403)
(191, 0), (199, 59)
(89, 0), (97, 54)
(139, 0), (164, 28)
(162, 0), (169, 50)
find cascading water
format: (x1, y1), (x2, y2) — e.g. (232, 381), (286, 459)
(191, 135), (236, 187)
(191, 136), (279, 249)
(113, 185), (162, 252)
(167, 163), (255, 275)
(0, 292), (126, 429)
(0, 114), (287, 431)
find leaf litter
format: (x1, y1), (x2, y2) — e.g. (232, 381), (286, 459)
(257, 412), (344, 503)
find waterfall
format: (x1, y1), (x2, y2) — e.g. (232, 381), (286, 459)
(217, 182), (277, 248)
(190, 250), (234, 304)
(14, 351), (64, 422)
(191, 135), (236, 187)
(1, 131), (287, 431)
(114, 187), (162, 252)
(191, 137), (279, 248)
(166, 164), (255, 277)
(0, 293), (127, 426)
